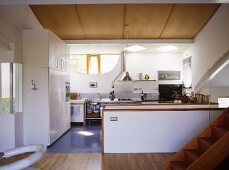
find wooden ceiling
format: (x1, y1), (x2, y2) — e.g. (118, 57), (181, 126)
(30, 4), (220, 40)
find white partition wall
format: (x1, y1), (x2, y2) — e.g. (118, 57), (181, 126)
(103, 109), (213, 153)
(0, 114), (15, 152)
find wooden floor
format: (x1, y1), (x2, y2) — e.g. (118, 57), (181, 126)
(0, 152), (173, 170)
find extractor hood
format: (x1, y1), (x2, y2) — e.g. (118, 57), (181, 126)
(112, 51), (132, 85)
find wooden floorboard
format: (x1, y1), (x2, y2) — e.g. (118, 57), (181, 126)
(0, 152), (174, 170)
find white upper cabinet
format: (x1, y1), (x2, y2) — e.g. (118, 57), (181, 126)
(49, 31), (66, 71)
(23, 29), (67, 71)
(23, 30), (49, 68)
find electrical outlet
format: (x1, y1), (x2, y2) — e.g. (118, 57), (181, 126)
(110, 117), (118, 121)
(133, 88), (138, 91)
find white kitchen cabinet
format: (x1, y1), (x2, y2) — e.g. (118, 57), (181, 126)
(23, 29), (70, 146)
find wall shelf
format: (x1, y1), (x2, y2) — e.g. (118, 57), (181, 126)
(133, 80), (156, 81)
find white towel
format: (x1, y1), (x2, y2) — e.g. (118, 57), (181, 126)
(71, 105), (81, 116)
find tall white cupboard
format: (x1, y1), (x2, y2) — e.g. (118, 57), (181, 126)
(23, 30), (70, 146)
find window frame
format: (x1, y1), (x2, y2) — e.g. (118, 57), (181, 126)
(87, 54), (101, 75)
(70, 53), (119, 75)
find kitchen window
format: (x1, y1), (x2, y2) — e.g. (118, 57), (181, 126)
(70, 54), (119, 75)
(218, 97), (229, 108)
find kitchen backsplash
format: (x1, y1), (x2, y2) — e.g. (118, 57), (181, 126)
(79, 92), (158, 101)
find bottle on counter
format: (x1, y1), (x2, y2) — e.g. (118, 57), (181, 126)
(109, 90), (115, 101)
(141, 91), (144, 101)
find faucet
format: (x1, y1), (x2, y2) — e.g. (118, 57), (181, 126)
(97, 93), (102, 100)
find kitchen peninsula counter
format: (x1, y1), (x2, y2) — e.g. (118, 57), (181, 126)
(102, 103), (224, 154)
(103, 102), (223, 110)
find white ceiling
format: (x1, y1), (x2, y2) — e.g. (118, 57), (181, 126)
(0, 0), (224, 5)
(70, 43), (192, 54)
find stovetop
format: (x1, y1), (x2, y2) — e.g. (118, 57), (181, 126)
(118, 98), (142, 102)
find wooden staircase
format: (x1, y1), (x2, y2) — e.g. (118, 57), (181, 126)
(166, 108), (229, 170)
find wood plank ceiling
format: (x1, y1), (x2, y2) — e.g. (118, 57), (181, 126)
(30, 4), (220, 40)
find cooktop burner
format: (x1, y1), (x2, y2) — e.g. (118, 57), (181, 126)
(118, 98), (132, 101)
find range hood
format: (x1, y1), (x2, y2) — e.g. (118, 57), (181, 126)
(113, 51), (132, 85)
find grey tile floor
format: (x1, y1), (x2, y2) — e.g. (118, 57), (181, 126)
(48, 125), (102, 153)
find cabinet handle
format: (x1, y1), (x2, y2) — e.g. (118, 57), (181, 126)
(61, 59), (64, 70)
(55, 57), (58, 68)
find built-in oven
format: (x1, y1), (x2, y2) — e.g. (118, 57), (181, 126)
(65, 82), (70, 102)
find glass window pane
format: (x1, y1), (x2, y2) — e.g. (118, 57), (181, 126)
(89, 56), (98, 74)
(70, 55), (87, 74)
(1, 63), (10, 113)
(218, 97), (229, 108)
(13, 63), (22, 113)
(70, 54), (119, 75)
(101, 55), (119, 74)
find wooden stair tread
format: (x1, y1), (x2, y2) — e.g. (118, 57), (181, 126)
(171, 161), (188, 170)
(198, 137), (216, 145)
(224, 114), (229, 128)
(198, 137), (216, 154)
(167, 109), (229, 170)
(211, 125), (228, 140)
(212, 125), (228, 131)
(184, 149), (201, 164)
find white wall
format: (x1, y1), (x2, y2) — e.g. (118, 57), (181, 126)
(126, 52), (182, 84)
(209, 87), (229, 103)
(0, 5), (42, 151)
(0, 114), (15, 152)
(15, 113), (24, 147)
(183, 4), (229, 90)
(70, 58), (121, 93)
(70, 52), (183, 93)
(0, 5), (42, 63)
(103, 110), (209, 153)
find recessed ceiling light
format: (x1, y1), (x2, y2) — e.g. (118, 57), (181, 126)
(124, 45), (146, 52)
(156, 45), (178, 52)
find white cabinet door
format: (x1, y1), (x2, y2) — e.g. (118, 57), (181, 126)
(49, 68), (59, 144)
(60, 70), (70, 133)
(63, 101), (71, 132)
(23, 30), (49, 68)
(23, 67), (49, 145)
(49, 31), (66, 70)
(48, 32), (56, 69)
(49, 68), (63, 143)
(65, 44), (70, 73)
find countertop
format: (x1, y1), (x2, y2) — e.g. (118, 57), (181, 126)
(71, 98), (142, 104)
(71, 98), (87, 104)
(71, 98), (223, 110)
(103, 102), (224, 110)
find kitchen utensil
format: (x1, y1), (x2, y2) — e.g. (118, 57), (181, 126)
(144, 74), (149, 80)
(136, 73), (143, 80)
